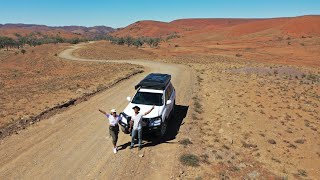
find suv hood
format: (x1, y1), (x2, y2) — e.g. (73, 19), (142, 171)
(122, 103), (162, 118)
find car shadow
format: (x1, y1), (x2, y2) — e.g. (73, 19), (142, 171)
(141, 104), (189, 148)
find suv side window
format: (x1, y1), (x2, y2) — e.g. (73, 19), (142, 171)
(165, 83), (173, 102)
(169, 83), (174, 94)
(165, 87), (170, 102)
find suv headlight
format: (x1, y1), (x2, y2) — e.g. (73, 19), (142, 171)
(148, 116), (162, 127)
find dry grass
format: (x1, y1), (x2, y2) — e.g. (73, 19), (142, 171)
(175, 55), (319, 179)
(179, 138), (193, 147)
(180, 154), (200, 167)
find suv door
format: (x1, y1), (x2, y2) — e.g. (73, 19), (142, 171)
(169, 83), (175, 115)
(164, 83), (174, 120)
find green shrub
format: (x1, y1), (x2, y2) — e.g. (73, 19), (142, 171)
(180, 154), (200, 167)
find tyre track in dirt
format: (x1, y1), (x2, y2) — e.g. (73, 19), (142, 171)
(0, 43), (195, 180)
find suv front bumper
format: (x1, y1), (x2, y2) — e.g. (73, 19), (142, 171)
(119, 113), (162, 133)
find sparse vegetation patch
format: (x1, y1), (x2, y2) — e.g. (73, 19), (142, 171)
(180, 154), (200, 167)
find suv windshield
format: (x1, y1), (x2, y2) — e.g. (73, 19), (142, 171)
(132, 92), (163, 106)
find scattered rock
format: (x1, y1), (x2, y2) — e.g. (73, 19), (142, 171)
(218, 128), (224, 134)
(138, 154), (144, 158)
(76, 88), (84, 94)
(294, 139), (305, 144)
(247, 171), (260, 179)
(288, 144), (297, 149)
(238, 163), (247, 169)
(268, 139), (277, 144)
(242, 141), (257, 148)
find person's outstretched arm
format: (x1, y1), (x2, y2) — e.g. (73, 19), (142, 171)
(144, 106), (155, 116)
(98, 109), (109, 117)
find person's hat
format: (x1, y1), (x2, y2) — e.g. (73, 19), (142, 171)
(132, 106), (140, 111)
(110, 109), (117, 113)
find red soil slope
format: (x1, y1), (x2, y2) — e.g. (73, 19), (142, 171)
(0, 24), (114, 39)
(170, 18), (258, 30)
(113, 15), (320, 38)
(0, 28), (80, 39)
(113, 20), (182, 37)
(281, 15), (320, 36)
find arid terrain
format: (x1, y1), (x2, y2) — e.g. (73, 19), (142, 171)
(0, 43), (193, 179)
(113, 15), (320, 38)
(114, 15), (320, 67)
(180, 60), (319, 179)
(73, 41), (155, 60)
(0, 15), (319, 180)
(71, 41), (320, 179)
(0, 44), (143, 137)
(0, 24), (114, 39)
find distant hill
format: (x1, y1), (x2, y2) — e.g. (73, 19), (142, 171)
(0, 24), (115, 39)
(112, 15), (320, 38)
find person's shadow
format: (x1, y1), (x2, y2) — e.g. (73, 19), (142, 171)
(117, 141), (131, 151)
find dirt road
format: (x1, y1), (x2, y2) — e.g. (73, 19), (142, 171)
(0, 43), (194, 179)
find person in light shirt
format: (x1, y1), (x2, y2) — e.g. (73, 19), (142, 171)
(99, 108), (122, 154)
(129, 105), (155, 150)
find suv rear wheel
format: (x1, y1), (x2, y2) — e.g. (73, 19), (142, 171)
(171, 100), (176, 118)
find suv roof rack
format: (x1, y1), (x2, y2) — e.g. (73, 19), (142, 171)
(135, 73), (171, 90)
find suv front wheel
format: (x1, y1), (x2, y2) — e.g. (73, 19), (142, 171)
(121, 126), (130, 134)
(156, 120), (167, 137)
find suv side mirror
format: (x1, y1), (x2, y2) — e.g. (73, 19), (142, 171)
(127, 96), (131, 102)
(166, 100), (172, 105)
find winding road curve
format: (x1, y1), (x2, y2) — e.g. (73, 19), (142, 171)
(0, 43), (195, 179)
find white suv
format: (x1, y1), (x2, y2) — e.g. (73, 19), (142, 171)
(119, 73), (176, 137)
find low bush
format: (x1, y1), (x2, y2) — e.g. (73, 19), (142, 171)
(179, 138), (193, 146)
(21, 49), (26, 54)
(180, 153), (200, 167)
